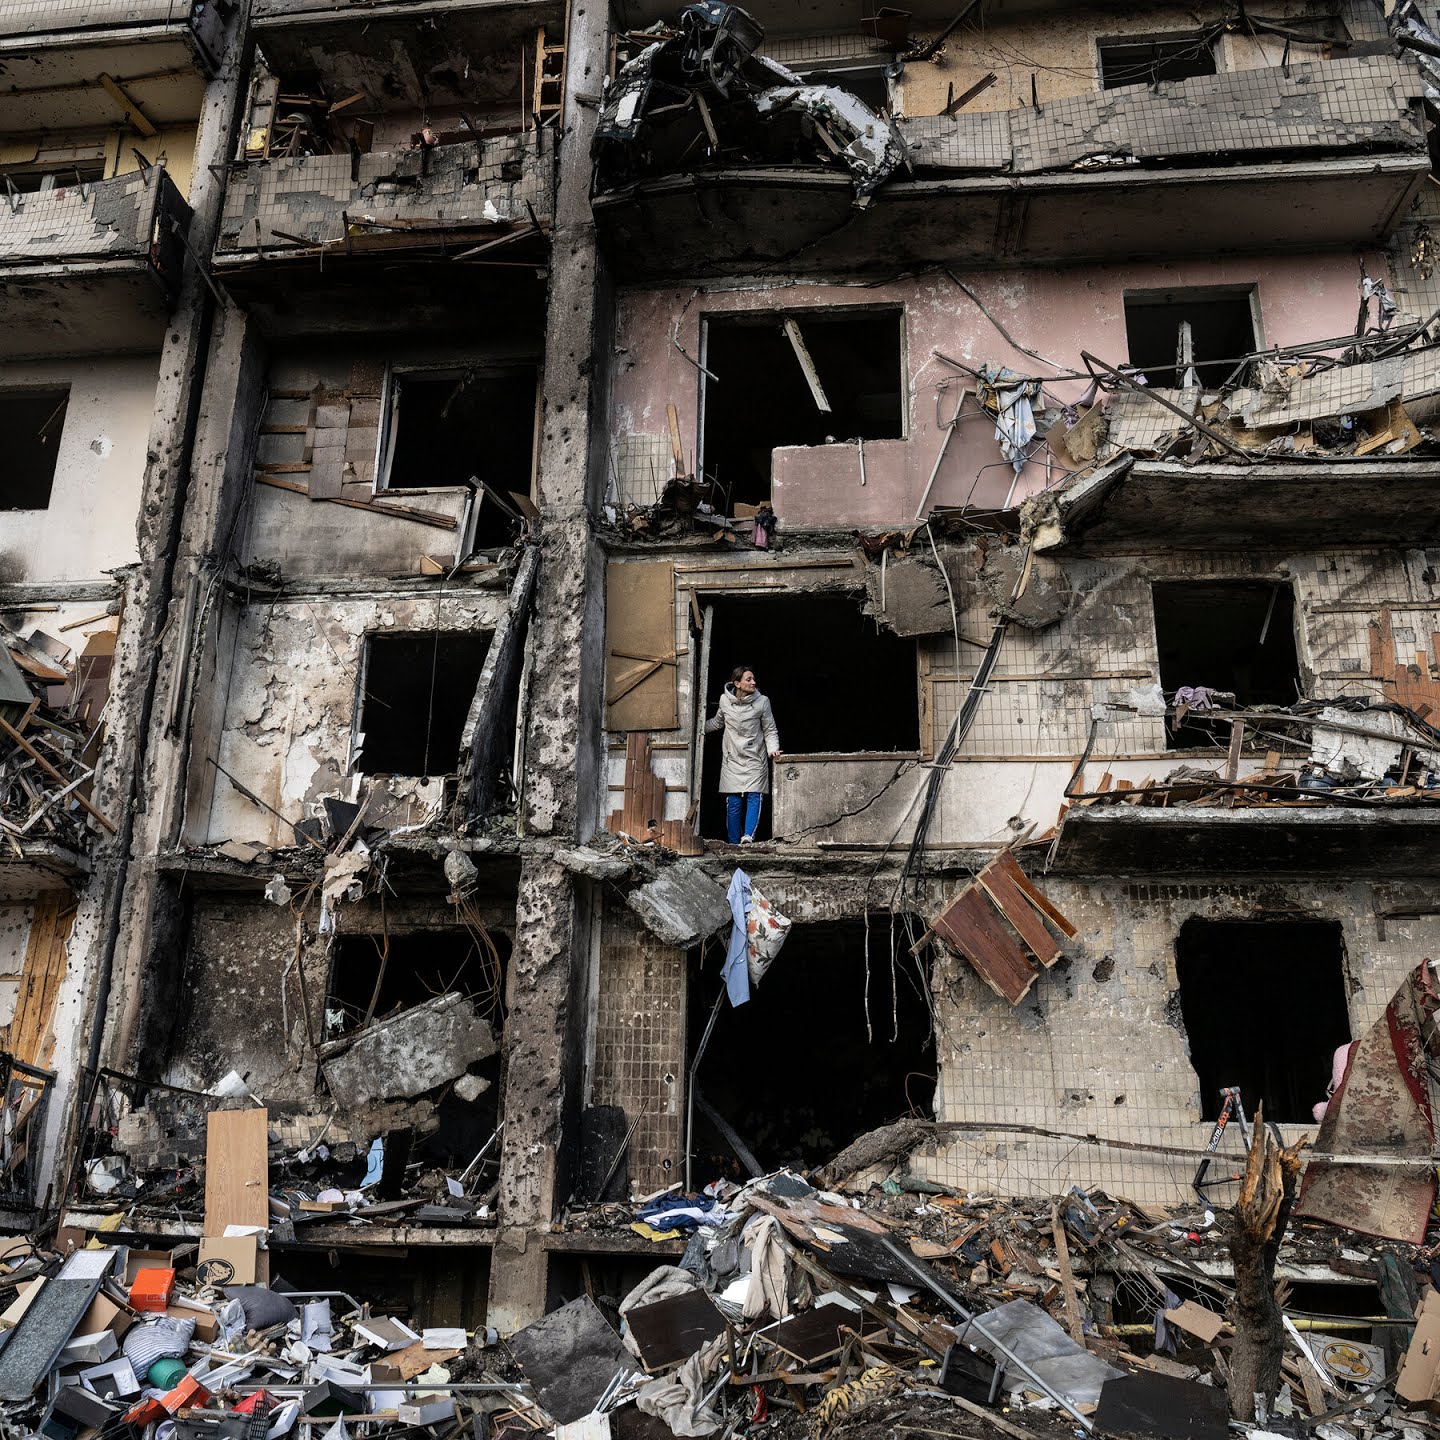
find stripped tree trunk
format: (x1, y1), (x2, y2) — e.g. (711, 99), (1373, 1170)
(1227, 1108), (1305, 1421)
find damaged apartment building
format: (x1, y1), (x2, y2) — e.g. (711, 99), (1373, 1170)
(5, 0), (1440, 1357)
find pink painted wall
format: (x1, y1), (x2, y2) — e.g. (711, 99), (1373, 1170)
(610, 251), (1386, 527)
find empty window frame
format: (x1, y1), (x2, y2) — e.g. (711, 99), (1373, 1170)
(1098, 33), (1218, 89)
(1176, 918), (1350, 1123)
(378, 367), (539, 546)
(700, 310), (905, 508)
(1123, 288), (1258, 389)
(355, 630), (492, 776)
(0, 134), (107, 195)
(1152, 581), (1299, 749)
(0, 389), (69, 511)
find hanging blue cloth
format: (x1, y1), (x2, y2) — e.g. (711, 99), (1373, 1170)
(723, 869), (752, 1007)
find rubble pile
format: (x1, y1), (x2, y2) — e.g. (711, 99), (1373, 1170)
(0, 1238), (528, 1439)
(0, 622), (116, 854)
(17, 1152), (1435, 1440)
(1071, 697), (1440, 809)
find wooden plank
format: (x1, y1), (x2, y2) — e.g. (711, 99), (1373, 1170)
(1224, 718), (1244, 782)
(204, 1109), (270, 1232)
(666, 403), (686, 478)
(932, 887), (1037, 1006)
(253, 474), (458, 530)
(0, 716), (116, 833)
(977, 860), (1062, 968)
(992, 851), (1077, 938)
(4, 896), (75, 1069)
(1050, 1201), (1084, 1344)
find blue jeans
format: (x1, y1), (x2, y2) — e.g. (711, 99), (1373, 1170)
(725, 793), (763, 843)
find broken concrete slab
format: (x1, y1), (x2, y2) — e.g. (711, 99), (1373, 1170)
(863, 556), (956, 637)
(977, 542), (1072, 628)
(625, 862), (732, 948)
(320, 993), (496, 1105)
(555, 846), (633, 881)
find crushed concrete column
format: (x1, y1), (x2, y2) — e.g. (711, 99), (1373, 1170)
(488, 0), (612, 1330)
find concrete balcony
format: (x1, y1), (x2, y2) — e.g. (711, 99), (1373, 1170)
(0, 0), (223, 80)
(594, 54), (1429, 277)
(0, 165), (190, 358)
(0, 844), (90, 898)
(214, 133), (554, 266)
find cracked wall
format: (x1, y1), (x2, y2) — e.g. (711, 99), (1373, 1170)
(196, 592), (508, 848)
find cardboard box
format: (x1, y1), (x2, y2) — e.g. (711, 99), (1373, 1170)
(59, 1331), (117, 1365)
(80, 1292), (133, 1341)
(398, 1399), (456, 1426)
(122, 1248), (186, 1286)
(196, 1235), (257, 1287)
(1398, 1289), (1440, 1405)
(79, 1358), (140, 1400)
(166, 1303), (218, 1344)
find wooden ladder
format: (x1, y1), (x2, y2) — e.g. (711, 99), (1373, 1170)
(533, 24), (566, 120)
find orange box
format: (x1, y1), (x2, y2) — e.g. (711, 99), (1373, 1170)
(129, 1268), (175, 1312)
(161, 1376), (211, 1414)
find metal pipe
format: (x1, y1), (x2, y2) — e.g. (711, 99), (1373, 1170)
(872, 1233), (1095, 1432)
(685, 986), (726, 1193)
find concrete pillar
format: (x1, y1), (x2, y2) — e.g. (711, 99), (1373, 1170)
(43, 3), (255, 1188)
(488, 0), (612, 1329)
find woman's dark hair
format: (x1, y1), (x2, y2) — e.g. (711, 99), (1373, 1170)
(729, 665), (756, 685)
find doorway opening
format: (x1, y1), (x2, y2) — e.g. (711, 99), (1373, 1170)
(701, 311), (904, 508)
(1175, 917), (1349, 1124)
(698, 592), (919, 839)
(1152, 581), (1299, 748)
(687, 920), (935, 1176)
(1123, 289), (1256, 388)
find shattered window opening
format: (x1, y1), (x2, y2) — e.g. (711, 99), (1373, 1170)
(355, 630), (492, 777)
(0, 388), (69, 510)
(700, 310), (904, 508)
(698, 591), (919, 841)
(687, 920), (935, 1174)
(1097, 33), (1219, 90)
(1175, 917), (1350, 1124)
(326, 928), (510, 1036)
(1123, 287), (1259, 389)
(1152, 581), (1300, 749)
(379, 367), (539, 547)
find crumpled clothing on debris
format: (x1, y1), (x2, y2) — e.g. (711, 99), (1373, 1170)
(742, 1213), (789, 1321)
(977, 364), (1043, 474)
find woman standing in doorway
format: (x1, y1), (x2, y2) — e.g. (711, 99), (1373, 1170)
(705, 666), (781, 844)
